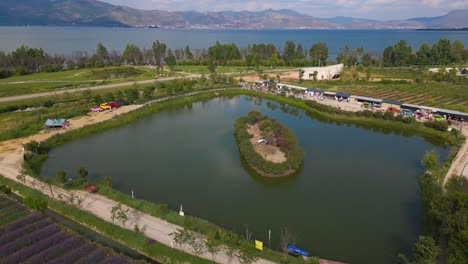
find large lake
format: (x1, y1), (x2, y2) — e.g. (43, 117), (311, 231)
(0, 27), (467, 56)
(41, 95), (449, 264)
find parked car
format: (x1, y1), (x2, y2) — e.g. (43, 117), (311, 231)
(432, 114), (445, 121)
(90, 107), (103, 112)
(108, 102), (120, 108)
(387, 107), (399, 113)
(400, 109), (414, 116)
(414, 112), (424, 119)
(99, 103), (111, 110)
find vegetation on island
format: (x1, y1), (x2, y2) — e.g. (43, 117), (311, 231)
(234, 110), (304, 176)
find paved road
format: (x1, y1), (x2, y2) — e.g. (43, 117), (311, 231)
(0, 75), (199, 103)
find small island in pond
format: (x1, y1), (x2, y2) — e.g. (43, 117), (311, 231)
(234, 110), (304, 177)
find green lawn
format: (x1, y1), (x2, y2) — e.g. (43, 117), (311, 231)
(0, 66), (175, 98)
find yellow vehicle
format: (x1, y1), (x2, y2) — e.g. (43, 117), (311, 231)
(99, 103), (111, 110)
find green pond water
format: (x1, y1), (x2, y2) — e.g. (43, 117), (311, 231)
(41, 95), (449, 264)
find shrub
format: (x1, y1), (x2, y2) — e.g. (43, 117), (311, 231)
(24, 195), (48, 211)
(0, 184), (12, 194)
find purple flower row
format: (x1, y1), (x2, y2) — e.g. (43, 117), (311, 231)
(0, 224), (59, 257)
(25, 235), (83, 262)
(48, 243), (96, 264)
(75, 249), (106, 264)
(0, 218), (50, 245)
(3, 231), (68, 264)
(103, 255), (132, 264)
(1, 214), (45, 232)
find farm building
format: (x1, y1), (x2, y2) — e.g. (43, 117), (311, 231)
(44, 119), (68, 129)
(301, 64), (344, 80)
(350, 95), (383, 107)
(382, 99), (404, 110)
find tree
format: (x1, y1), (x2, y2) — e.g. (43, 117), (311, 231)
(223, 232), (240, 264)
(56, 170), (67, 184)
(365, 68), (371, 81)
(413, 235), (438, 264)
(189, 233), (207, 255)
(416, 43), (432, 66)
(422, 150), (439, 171)
(206, 230), (223, 261)
(94, 94), (103, 104)
(96, 42), (108, 62)
(283, 40), (296, 66)
(24, 140), (40, 154)
(184, 45), (193, 60)
(143, 86), (155, 100)
(170, 228), (193, 250)
(393, 40), (412, 67)
(309, 42), (328, 66)
(153, 40), (166, 69)
(122, 44), (142, 65)
(383, 46), (395, 67)
(75, 166), (88, 181)
(451, 40), (464, 63)
(236, 240), (258, 264)
(110, 203), (130, 227)
(125, 88), (139, 103)
(267, 53), (280, 68)
(313, 70), (318, 82)
(298, 69), (305, 83)
(165, 48), (177, 71)
(361, 52), (373, 67)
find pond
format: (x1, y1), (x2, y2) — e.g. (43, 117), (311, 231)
(40, 95), (449, 264)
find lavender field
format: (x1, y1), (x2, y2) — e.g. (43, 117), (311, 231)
(0, 195), (136, 264)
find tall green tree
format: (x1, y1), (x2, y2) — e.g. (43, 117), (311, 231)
(283, 40), (296, 66)
(152, 40), (167, 69)
(184, 45), (193, 60)
(165, 48), (177, 71)
(96, 42), (108, 61)
(431, 38), (452, 65)
(383, 46), (395, 67)
(451, 40), (464, 63)
(393, 40), (412, 67)
(416, 43), (432, 66)
(122, 44), (142, 65)
(309, 42), (328, 66)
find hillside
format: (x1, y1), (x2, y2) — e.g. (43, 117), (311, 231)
(0, 0), (466, 29)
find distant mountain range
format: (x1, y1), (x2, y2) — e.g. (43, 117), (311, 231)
(1, 0), (467, 29)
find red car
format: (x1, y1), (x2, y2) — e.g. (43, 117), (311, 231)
(108, 102), (121, 108)
(387, 107), (399, 113)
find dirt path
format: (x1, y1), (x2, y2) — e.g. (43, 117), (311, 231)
(0, 75), (200, 103)
(443, 124), (468, 186)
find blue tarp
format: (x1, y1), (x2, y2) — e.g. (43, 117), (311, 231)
(44, 119), (67, 127)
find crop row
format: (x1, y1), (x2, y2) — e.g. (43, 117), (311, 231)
(1, 214), (45, 231)
(0, 224), (59, 257)
(0, 218), (52, 245)
(0, 209), (28, 227)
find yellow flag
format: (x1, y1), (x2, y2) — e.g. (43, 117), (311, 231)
(255, 240), (263, 251)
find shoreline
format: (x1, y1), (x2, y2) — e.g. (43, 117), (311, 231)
(0, 88), (464, 264)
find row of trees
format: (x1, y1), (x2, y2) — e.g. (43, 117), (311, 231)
(1, 38), (465, 78)
(382, 39), (466, 67)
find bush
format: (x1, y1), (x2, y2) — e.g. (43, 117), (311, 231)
(424, 121), (449, 131)
(24, 195), (48, 211)
(0, 184), (12, 194)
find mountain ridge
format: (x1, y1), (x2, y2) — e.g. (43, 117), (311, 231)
(0, 0), (466, 29)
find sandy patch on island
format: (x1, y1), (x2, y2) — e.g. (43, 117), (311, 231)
(247, 124), (286, 163)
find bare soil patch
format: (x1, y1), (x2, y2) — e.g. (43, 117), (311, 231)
(246, 124), (286, 163)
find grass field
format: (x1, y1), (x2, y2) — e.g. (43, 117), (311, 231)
(0, 66), (176, 98)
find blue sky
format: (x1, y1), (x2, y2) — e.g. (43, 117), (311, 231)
(100, 0), (467, 20)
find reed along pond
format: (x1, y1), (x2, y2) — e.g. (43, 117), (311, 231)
(41, 95), (449, 264)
